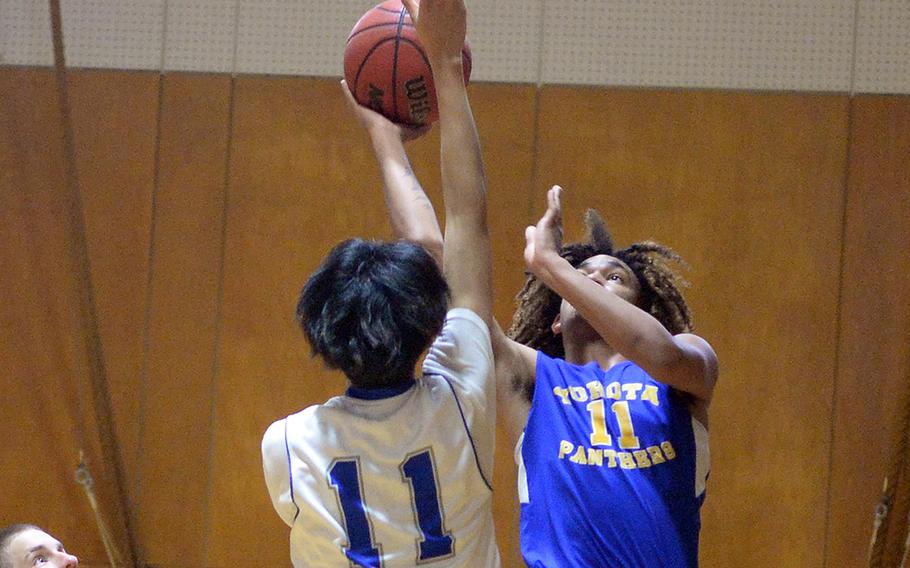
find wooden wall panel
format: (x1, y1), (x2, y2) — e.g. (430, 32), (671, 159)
(136, 73), (232, 566)
(0, 68), (129, 565)
(827, 95), (910, 568)
(8, 66), (905, 568)
(67, 71), (159, 525)
(535, 88), (850, 567)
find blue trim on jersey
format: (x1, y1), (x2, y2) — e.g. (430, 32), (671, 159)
(441, 376), (493, 491)
(283, 419), (301, 523)
(328, 458), (382, 567)
(346, 380), (415, 400)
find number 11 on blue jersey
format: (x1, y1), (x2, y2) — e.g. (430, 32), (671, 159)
(329, 448), (454, 566)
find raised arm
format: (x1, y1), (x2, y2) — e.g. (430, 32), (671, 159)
(524, 186), (718, 403)
(361, 0), (535, 446)
(340, 80), (443, 265)
(403, 0), (493, 326)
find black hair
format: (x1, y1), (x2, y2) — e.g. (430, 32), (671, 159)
(297, 238), (449, 389)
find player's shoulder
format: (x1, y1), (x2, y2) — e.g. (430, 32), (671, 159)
(261, 416), (288, 469)
(262, 405), (324, 448)
(443, 307), (490, 336)
(433, 308), (493, 356)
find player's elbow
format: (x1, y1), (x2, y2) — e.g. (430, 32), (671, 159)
(409, 234), (444, 267)
(652, 346), (716, 401)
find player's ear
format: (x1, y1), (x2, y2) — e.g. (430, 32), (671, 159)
(551, 313), (562, 336)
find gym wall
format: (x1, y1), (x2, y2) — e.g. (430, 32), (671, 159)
(1, 2), (908, 567)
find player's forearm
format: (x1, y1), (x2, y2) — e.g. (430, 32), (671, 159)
(368, 129), (443, 263)
(433, 56), (494, 323)
(433, 59), (486, 219)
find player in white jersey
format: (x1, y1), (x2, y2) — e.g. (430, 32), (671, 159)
(261, 1), (499, 566)
(262, 309), (497, 567)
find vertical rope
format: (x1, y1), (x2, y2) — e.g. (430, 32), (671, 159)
(872, 477), (891, 567)
(202, 2), (242, 561)
(75, 454), (123, 567)
(900, 509), (910, 568)
(823, 78), (856, 568)
(48, 1), (139, 566)
(869, 350), (910, 567)
(132, 0), (170, 552)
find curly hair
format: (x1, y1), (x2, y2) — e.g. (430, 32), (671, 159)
(506, 209), (693, 400)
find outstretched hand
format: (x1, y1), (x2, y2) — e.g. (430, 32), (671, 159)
(524, 185), (564, 276)
(401, 0), (466, 63)
(340, 80), (430, 142)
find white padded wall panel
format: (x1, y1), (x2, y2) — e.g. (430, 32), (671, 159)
(854, 0), (910, 94)
(164, 0), (238, 73)
(60, 0), (164, 70)
(0, 0), (53, 66)
(5, 0), (910, 95)
(541, 0), (855, 92)
(464, 0), (543, 83)
(236, 0), (373, 76)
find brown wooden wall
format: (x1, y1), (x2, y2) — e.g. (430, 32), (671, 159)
(1, 67), (908, 568)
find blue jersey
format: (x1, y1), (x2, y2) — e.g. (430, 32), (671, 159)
(518, 352), (709, 568)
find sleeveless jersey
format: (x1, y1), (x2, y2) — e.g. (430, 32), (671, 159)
(518, 352), (709, 568)
(262, 308), (500, 567)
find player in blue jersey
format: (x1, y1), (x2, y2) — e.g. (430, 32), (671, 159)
(502, 186), (718, 567)
(260, 1), (501, 566)
(379, 180), (717, 566)
(365, 145), (716, 566)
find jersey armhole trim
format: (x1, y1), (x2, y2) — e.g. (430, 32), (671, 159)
(284, 418), (301, 523)
(692, 416), (710, 499)
(442, 376), (493, 492)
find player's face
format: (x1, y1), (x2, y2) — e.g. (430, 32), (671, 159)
(554, 255), (642, 338)
(576, 255), (640, 304)
(6, 529), (78, 568)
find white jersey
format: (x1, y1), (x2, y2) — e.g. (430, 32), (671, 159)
(262, 308), (499, 567)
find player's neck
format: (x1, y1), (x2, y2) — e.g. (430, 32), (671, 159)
(563, 338), (627, 371)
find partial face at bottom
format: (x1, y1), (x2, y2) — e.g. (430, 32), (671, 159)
(5, 529), (78, 568)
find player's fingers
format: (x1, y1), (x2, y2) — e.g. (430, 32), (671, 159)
(548, 185), (562, 213)
(339, 80), (358, 107)
(401, 0), (419, 23)
(539, 187), (558, 225)
(549, 185), (563, 226)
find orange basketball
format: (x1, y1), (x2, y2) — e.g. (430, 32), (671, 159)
(343, 0), (472, 126)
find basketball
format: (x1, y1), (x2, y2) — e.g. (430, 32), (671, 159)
(343, 0), (472, 127)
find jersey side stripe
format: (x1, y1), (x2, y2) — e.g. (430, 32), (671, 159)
(284, 418), (301, 523)
(692, 416), (710, 499)
(441, 376), (493, 491)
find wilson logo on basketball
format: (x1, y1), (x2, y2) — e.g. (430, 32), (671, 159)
(405, 76), (430, 124)
(367, 83), (384, 112)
